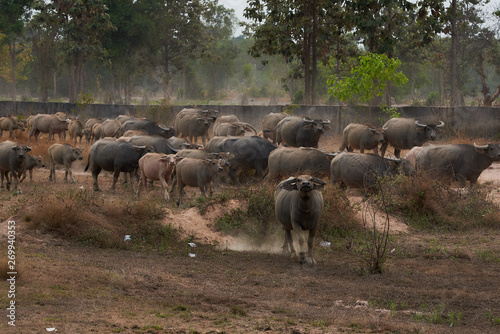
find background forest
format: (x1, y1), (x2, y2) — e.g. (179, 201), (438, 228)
(0, 0), (500, 107)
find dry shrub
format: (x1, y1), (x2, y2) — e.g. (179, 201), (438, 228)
(25, 189), (181, 250)
(318, 184), (362, 239)
(380, 173), (500, 231)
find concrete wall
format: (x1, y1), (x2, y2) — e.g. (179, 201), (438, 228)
(1, 101), (499, 138)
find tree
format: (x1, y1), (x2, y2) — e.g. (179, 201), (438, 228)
(135, 0), (209, 99)
(103, 0), (144, 104)
(327, 53), (408, 105)
(27, 0), (59, 102)
(200, 3), (238, 99)
(54, 0), (114, 102)
(244, 0), (352, 104)
(0, 0), (33, 100)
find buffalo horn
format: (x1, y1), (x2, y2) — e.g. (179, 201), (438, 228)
(415, 120), (427, 128)
(310, 176), (326, 186)
(385, 157), (401, 163)
(322, 120), (331, 124)
(436, 121), (445, 128)
(474, 142), (489, 150)
(303, 118), (314, 123)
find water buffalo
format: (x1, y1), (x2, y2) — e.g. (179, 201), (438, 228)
(116, 115), (142, 124)
(267, 147), (335, 182)
(261, 112), (287, 144)
(415, 143), (500, 187)
(275, 116), (330, 148)
(100, 119), (122, 138)
(122, 130), (149, 137)
(123, 135), (178, 155)
(91, 123), (104, 142)
(167, 136), (201, 150)
(213, 122), (257, 137)
(380, 118), (444, 158)
(48, 144), (83, 183)
(20, 154), (46, 183)
(138, 153), (177, 200)
(85, 118), (103, 138)
(330, 152), (415, 196)
(119, 119), (175, 138)
(68, 119), (89, 144)
(340, 123), (385, 154)
(174, 157), (223, 206)
(85, 139), (154, 191)
(205, 136), (277, 184)
(275, 175), (326, 265)
(0, 116), (25, 139)
(28, 114), (70, 144)
(0, 140), (31, 194)
(174, 108), (218, 145)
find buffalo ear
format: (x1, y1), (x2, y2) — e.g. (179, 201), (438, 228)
(369, 128), (376, 134)
(311, 177), (326, 191)
(280, 177), (298, 191)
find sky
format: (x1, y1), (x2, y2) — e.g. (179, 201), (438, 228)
(219, 0), (247, 36)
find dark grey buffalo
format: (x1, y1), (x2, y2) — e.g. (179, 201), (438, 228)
(0, 140), (31, 194)
(116, 115), (142, 124)
(123, 135), (178, 155)
(340, 123), (385, 154)
(380, 118), (444, 158)
(28, 114), (70, 144)
(173, 108), (218, 145)
(267, 147), (334, 182)
(275, 116), (330, 148)
(415, 143), (500, 187)
(48, 144), (84, 183)
(213, 122), (257, 137)
(205, 136), (277, 184)
(174, 157), (223, 206)
(20, 154), (46, 183)
(119, 119), (175, 138)
(330, 152), (414, 196)
(85, 139), (154, 191)
(261, 112), (287, 144)
(0, 116), (25, 139)
(275, 175), (326, 265)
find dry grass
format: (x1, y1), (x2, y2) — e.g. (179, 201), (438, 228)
(380, 173), (500, 230)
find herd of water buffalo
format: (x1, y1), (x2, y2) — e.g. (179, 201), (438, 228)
(0, 107), (499, 263)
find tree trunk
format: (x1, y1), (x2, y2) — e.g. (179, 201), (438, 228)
(9, 42), (17, 101)
(311, 0), (318, 105)
(450, 0), (459, 106)
(477, 54), (500, 106)
(302, 2), (311, 105)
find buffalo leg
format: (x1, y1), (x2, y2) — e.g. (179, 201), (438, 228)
(49, 161), (56, 182)
(307, 228), (317, 265)
(111, 171), (120, 191)
(159, 175), (170, 201)
(282, 229), (297, 258)
(92, 168), (101, 191)
(65, 163), (75, 184)
(292, 221), (307, 264)
(379, 141), (388, 157)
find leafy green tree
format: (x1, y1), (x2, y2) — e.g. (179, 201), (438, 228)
(0, 0), (33, 100)
(327, 53), (408, 105)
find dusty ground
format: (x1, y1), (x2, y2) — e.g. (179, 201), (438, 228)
(1, 133), (500, 333)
